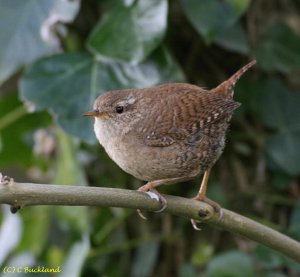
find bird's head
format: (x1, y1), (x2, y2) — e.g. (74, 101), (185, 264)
(83, 89), (145, 128)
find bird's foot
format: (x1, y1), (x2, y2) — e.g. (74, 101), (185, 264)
(137, 184), (167, 220)
(191, 196), (223, 231)
(191, 219), (202, 231)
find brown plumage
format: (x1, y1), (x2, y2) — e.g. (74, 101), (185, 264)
(84, 60), (256, 227)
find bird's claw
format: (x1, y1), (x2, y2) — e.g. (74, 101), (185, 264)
(190, 196), (224, 230)
(145, 191), (160, 201)
(137, 208), (148, 220)
(216, 208), (224, 222)
(191, 219), (202, 231)
(191, 207), (223, 231)
(136, 189), (167, 220)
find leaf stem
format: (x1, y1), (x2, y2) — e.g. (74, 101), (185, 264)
(0, 105), (27, 130)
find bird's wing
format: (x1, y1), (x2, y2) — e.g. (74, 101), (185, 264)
(142, 84), (239, 147)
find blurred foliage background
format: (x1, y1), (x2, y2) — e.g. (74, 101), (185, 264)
(0, 0), (300, 276)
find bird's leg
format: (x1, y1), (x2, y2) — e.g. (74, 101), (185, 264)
(194, 169), (221, 210)
(191, 169), (223, 230)
(137, 177), (186, 220)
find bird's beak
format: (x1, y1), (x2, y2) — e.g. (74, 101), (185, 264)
(82, 110), (110, 118)
(83, 110), (99, 117)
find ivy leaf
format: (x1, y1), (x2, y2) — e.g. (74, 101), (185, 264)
(53, 130), (89, 235)
(255, 245), (283, 270)
(60, 235), (90, 277)
(20, 53), (96, 143)
(87, 0), (168, 63)
(206, 250), (254, 277)
(255, 24), (300, 73)
(214, 22), (249, 54)
(180, 0), (250, 44)
(258, 79), (300, 175)
(20, 48), (184, 143)
(0, 0), (80, 85)
(236, 77), (300, 175)
(266, 131), (300, 176)
(0, 93), (51, 167)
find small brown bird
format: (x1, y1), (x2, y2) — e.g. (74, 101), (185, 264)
(84, 60), (256, 228)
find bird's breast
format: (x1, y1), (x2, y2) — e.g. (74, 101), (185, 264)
(94, 118), (145, 177)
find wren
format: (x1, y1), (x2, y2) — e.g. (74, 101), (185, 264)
(84, 60), (256, 228)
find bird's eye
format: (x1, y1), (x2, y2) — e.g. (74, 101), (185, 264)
(116, 106), (124, 114)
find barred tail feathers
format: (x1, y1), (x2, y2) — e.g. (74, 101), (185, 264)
(211, 60), (256, 99)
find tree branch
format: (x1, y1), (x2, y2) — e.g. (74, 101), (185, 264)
(1, 175), (300, 263)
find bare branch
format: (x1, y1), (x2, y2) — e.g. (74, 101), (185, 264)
(0, 176), (300, 263)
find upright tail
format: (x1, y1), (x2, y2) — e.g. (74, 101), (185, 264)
(211, 60), (256, 99)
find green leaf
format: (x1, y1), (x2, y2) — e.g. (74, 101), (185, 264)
(266, 131), (300, 176)
(49, 130), (90, 276)
(206, 250), (254, 277)
(59, 235), (90, 277)
(255, 245), (283, 269)
(54, 129), (87, 186)
(179, 264), (199, 277)
(255, 244), (300, 273)
(255, 24), (300, 73)
(0, 0), (80, 85)
(87, 0), (168, 63)
(180, 0), (250, 44)
(258, 78), (300, 175)
(0, 93), (51, 167)
(20, 53), (97, 143)
(234, 77), (266, 115)
(214, 23), (249, 54)
(130, 242), (159, 277)
(237, 77), (300, 175)
(259, 79), (300, 131)
(20, 48), (184, 143)
(53, 130), (89, 234)
(16, 207), (50, 255)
